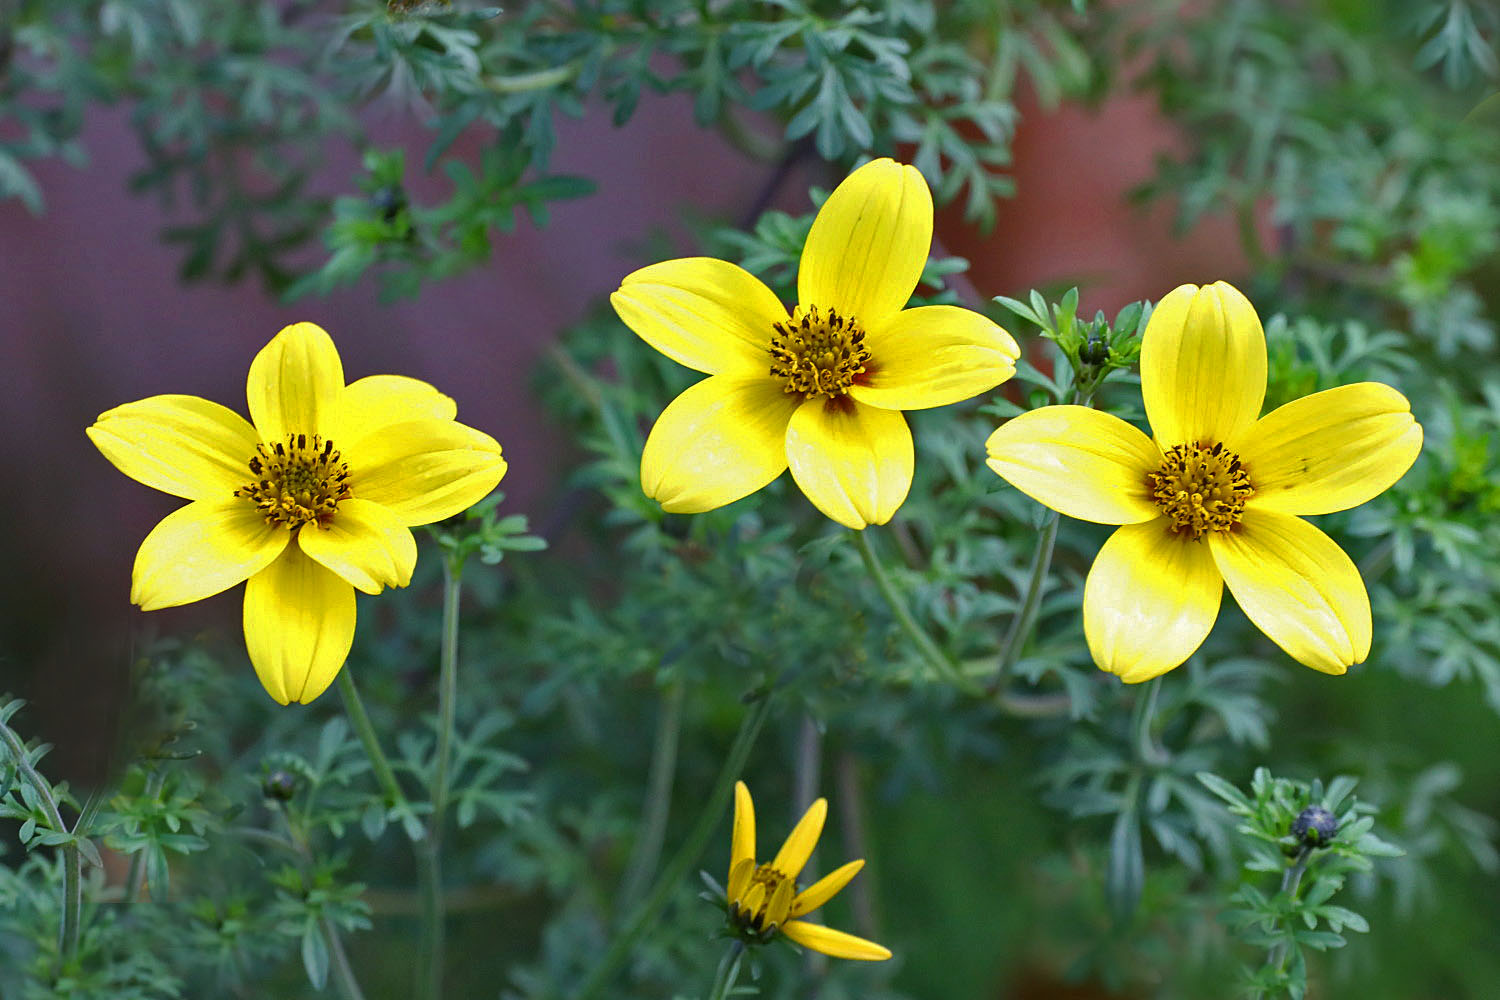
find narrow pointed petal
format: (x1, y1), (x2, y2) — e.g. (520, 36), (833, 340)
(849, 305), (1020, 411)
(88, 395), (258, 500)
(347, 420), (506, 526)
(640, 376), (799, 514)
(131, 499), (289, 610)
(247, 322), (345, 441)
(1083, 520), (1224, 683)
(731, 781), (757, 880)
(1209, 510), (1371, 674)
(243, 546), (356, 705)
(1141, 282), (1266, 449)
(764, 876), (796, 930)
(786, 399), (913, 529)
(1232, 383), (1423, 516)
(612, 258), (787, 376)
(341, 375), (457, 449)
(986, 406), (1162, 525)
(789, 860), (864, 918)
(727, 858), (756, 907)
(781, 920), (892, 961)
(798, 158), (933, 327)
(770, 798), (826, 880)
(297, 499), (417, 595)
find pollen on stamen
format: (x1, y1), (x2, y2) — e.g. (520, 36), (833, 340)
(1147, 441), (1254, 539)
(234, 433), (352, 530)
(768, 304), (872, 399)
(728, 863), (798, 944)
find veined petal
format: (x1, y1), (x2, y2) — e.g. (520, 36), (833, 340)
(781, 921), (892, 961)
(131, 499), (289, 610)
(1141, 282), (1266, 449)
(640, 375), (800, 514)
(88, 394), (258, 500)
(612, 258), (787, 376)
(347, 420), (506, 526)
(849, 305), (1020, 411)
(727, 858), (755, 908)
(770, 797), (826, 880)
(1233, 382), (1423, 516)
(798, 159), (932, 328)
(1083, 520), (1224, 683)
(244, 546), (356, 705)
(786, 399), (913, 529)
(789, 860), (864, 919)
(297, 498), (417, 595)
(1209, 510), (1371, 674)
(341, 375), (457, 450)
(247, 322), (345, 442)
(985, 407), (1161, 525)
(731, 781), (757, 881)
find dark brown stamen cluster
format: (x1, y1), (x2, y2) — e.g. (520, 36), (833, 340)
(769, 305), (871, 398)
(235, 433), (351, 530)
(1147, 441), (1254, 539)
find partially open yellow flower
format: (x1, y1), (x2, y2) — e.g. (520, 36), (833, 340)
(985, 282), (1422, 682)
(88, 322), (506, 705)
(612, 158), (1019, 529)
(725, 780), (890, 961)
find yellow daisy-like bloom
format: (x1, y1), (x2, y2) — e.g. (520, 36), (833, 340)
(611, 158), (1019, 530)
(87, 322), (507, 705)
(725, 780), (890, 961)
(985, 282), (1423, 682)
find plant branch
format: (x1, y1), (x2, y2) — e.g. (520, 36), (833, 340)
(0, 716), (82, 968)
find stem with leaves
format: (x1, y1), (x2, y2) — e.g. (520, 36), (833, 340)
(706, 940), (746, 1000)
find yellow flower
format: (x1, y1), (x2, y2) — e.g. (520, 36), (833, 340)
(612, 158), (1019, 529)
(87, 322), (506, 705)
(725, 780), (890, 961)
(985, 282), (1422, 682)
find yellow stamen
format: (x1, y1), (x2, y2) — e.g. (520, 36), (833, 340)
(729, 863), (800, 938)
(235, 433), (351, 530)
(769, 305), (871, 398)
(1147, 441), (1254, 539)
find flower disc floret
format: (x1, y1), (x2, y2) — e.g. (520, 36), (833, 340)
(1148, 441), (1253, 539)
(769, 305), (870, 398)
(237, 433), (352, 529)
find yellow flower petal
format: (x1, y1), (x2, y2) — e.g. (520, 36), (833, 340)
(1208, 510), (1371, 674)
(340, 375), (457, 449)
(770, 797), (826, 880)
(243, 546), (356, 705)
(1232, 382), (1424, 516)
(247, 322), (345, 441)
(849, 305), (1019, 411)
(1083, 520), (1224, 683)
(131, 499), (289, 610)
(985, 406), (1162, 525)
(786, 399), (913, 529)
(798, 158), (933, 327)
(640, 375), (800, 514)
(347, 420), (507, 526)
(612, 258), (787, 377)
(296, 498), (417, 595)
(731, 781), (757, 882)
(780, 920), (892, 961)
(1141, 282), (1266, 449)
(87, 394), (259, 501)
(789, 859), (864, 919)
(727, 857), (755, 907)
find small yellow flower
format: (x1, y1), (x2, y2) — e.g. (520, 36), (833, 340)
(87, 322), (506, 705)
(612, 158), (1019, 529)
(985, 282), (1423, 682)
(725, 780), (890, 961)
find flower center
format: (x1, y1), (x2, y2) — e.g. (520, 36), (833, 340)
(1147, 441), (1254, 539)
(235, 433), (351, 530)
(769, 305), (871, 398)
(728, 862), (797, 940)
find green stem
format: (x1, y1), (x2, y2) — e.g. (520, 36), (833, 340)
(573, 693), (775, 1000)
(988, 511), (1060, 693)
(618, 680), (686, 909)
(483, 60), (581, 94)
(853, 529), (980, 695)
(123, 769), (167, 906)
(1262, 846), (1313, 986)
(706, 940), (746, 1000)
(0, 717), (81, 968)
(1130, 677), (1167, 766)
(279, 809), (369, 1000)
(418, 556), (465, 1000)
(337, 669), (408, 812)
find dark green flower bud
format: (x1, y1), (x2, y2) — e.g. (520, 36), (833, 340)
(1291, 805), (1338, 848)
(262, 769), (297, 802)
(371, 185), (406, 221)
(1080, 332), (1110, 367)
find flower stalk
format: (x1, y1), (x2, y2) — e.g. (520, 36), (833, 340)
(336, 669), (409, 814)
(706, 940), (746, 1000)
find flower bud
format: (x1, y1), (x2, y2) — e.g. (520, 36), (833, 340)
(262, 769), (298, 802)
(1290, 805), (1338, 848)
(371, 186), (406, 222)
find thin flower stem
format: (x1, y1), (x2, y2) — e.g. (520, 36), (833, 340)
(706, 940), (746, 1000)
(573, 693), (775, 1000)
(483, 60), (582, 94)
(1130, 676), (1167, 766)
(123, 769), (167, 906)
(618, 680), (687, 908)
(853, 529), (981, 696)
(325, 916), (368, 1000)
(279, 809), (369, 1000)
(418, 556), (465, 1000)
(1261, 845), (1313, 989)
(336, 669), (408, 812)
(0, 717), (82, 968)
(988, 510), (1060, 694)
